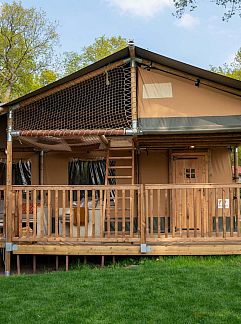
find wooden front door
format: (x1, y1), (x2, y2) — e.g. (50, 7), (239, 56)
(172, 153), (208, 230)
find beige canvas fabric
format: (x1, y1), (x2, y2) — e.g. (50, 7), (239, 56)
(138, 67), (241, 118)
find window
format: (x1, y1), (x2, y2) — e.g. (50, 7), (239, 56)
(185, 168), (196, 179)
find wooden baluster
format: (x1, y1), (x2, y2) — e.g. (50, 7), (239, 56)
(100, 190), (104, 238)
(130, 189), (134, 238)
(145, 189), (149, 238)
(186, 188), (189, 238)
(237, 187), (240, 237)
(150, 189), (154, 238)
(208, 189), (212, 237)
(178, 189), (182, 237)
(193, 188), (197, 237)
(55, 190), (58, 239)
(138, 187), (141, 237)
(122, 189), (125, 237)
(19, 190), (22, 238)
(165, 189), (168, 238)
(222, 189), (226, 238)
(77, 190), (80, 239)
(114, 189), (118, 237)
(230, 188), (234, 237)
(3, 189), (6, 237)
(69, 190), (73, 239)
(157, 189), (161, 238)
(40, 189), (44, 239)
(26, 190), (30, 238)
(47, 190), (51, 238)
(107, 189), (110, 238)
(62, 189), (66, 240)
(215, 188), (219, 237)
(85, 190), (88, 238)
(172, 189), (176, 238)
(33, 189), (37, 240)
(200, 188), (204, 237)
(92, 189), (95, 238)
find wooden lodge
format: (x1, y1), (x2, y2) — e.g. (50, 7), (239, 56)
(0, 43), (241, 274)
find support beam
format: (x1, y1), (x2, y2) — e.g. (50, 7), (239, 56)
(33, 255), (36, 273)
(17, 129), (127, 137)
(65, 255), (69, 271)
(129, 42), (138, 133)
(234, 146), (239, 183)
(17, 255), (21, 275)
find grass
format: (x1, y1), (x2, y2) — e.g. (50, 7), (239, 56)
(1, 256), (241, 323)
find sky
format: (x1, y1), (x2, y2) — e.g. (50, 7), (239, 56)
(6, 0), (241, 70)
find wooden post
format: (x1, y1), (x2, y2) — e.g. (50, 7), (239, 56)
(101, 255), (105, 267)
(33, 255), (36, 273)
(129, 42), (138, 132)
(55, 255), (59, 271)
(16, 255), (21, 275)
(140, 184), (146, 245)
(233, 146), (239, 235)
(65, 255), (69, 271)
(5, 109), (13, 276)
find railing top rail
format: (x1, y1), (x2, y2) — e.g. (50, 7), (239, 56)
(12, 184), (140, 190)
(145, 183), (241, 189)
(11, 183), (241, 191)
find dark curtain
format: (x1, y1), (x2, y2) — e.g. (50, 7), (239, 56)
(0, 163), (6, 185)
(0, 160), (31, 185)
(68, 160), (106, 186)
(68, 159), (115, 199)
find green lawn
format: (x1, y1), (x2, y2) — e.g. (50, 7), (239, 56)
(1, 256), (241, 323)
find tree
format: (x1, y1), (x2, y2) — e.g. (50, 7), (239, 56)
(0, 1), (59, 102)
(62, 35), (128, 76)
(211, 48), (241, 80)
(173, 0), (241, 20)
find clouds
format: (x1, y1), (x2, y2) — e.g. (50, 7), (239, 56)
(105, 0), (173, 18)
(176, 13), (200, 28)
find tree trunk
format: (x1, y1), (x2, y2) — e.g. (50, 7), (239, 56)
(3, 81), (14, 103)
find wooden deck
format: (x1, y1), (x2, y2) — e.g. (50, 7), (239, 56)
(1, 183), (241, 256)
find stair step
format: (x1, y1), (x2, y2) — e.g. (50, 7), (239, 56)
(109, 157), (132, 160)
(109, 147), (133, 150)
(107, 176), (132, 179)
(109, 166), (132, 169)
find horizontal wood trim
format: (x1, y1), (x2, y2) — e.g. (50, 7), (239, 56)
(13, 243), (241, 255)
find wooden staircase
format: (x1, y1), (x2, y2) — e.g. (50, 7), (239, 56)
(105, 143), (135, 185)
(104, 140), (136, 236)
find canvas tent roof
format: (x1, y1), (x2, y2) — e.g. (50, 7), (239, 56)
(2, 45), (241, 109)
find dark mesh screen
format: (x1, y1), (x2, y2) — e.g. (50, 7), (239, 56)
(13, 65), (132, 131)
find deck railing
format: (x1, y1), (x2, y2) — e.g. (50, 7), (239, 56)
(11, 185), (140, 243)
(2, 183), (241, 244)
(145, 184), (241, 241)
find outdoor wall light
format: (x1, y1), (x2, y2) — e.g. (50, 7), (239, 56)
(194, 78), (200, 87)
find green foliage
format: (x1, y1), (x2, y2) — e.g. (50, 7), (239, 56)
(1, 257), (241, 323)
(211, 48), (241, 81)
(62, 35), (128, 76)
(0, 1), (59, 102)
(173, 0), (241, 20)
